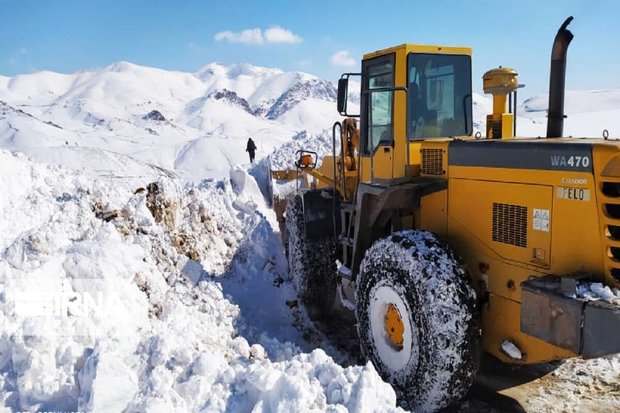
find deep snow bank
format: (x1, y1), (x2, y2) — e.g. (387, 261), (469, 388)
(267, 129), (337, 172)
(0, 150), (404, 412)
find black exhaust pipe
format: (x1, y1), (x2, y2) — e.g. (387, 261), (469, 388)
(546, 16), (574, 138)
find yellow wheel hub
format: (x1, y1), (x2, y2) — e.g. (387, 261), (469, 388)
(385, 304), (404, 350)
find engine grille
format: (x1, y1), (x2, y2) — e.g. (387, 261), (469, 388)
(492, 203), (528, 248)
(601, 180), (620, 282)
(421, 148), (444, 175)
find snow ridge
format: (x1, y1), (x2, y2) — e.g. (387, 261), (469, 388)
(208, 89), (254, 114)
(267, 79), (337, 120)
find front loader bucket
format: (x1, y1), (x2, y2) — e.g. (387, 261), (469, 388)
(267, 155), (294, 233)
(521, 275), (620, 358)
(273, 193), (289, 237)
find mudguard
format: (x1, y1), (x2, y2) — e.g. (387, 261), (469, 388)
(301, 188), (341, 240)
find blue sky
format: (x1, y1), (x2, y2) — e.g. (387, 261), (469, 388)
(1, 0), (619, 94)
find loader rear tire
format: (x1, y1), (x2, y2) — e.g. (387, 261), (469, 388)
(285, 194), (337, 320)
(356, 230), (479, 412)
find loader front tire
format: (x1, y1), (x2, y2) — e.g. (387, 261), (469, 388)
(285, 194), (337, 320)
(356, 230), (479, 412)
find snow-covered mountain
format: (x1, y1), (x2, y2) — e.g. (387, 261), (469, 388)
(0, 62), (342, 181)
(266, 79), (337, 119)
(518, 89), (620, 137)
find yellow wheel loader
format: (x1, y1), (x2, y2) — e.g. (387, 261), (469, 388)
(275, 17), (620, 411)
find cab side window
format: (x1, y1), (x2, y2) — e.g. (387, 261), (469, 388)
(362, 55), (394, 154)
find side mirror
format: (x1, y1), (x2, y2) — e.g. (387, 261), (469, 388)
(337, 78), (348, 115)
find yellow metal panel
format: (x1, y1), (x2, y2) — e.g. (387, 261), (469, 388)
(363, 44), (407, 60)
(501, 113), (514, 139)
(449, 178), (552, 269)
(405, 44), (472, 56)
(392, 47), (407, 179)
(312, 155), (336, 189)
(360, 157), (372, 182)
(550, 173), (603, 277)
(449, 165), (604, 282)
(371, 147), (393, 180)
(483, 294), (576, 363)
(363, 44), (472, 60)
(271, 170), (297, 180)
(408, 141), (422, 176)
(419, 190), (447, 236)
(600, 149), (620, 176)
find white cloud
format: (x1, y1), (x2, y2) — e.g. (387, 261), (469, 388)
(214, 26), (302, 45)
(264, 26), (302, 44)
(331, 50), (356, 67)
(214, 28), (264, 44)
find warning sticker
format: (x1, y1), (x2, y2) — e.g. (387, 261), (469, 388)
(533, 208), (550, 232)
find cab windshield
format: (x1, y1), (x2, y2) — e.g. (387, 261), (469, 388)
(408, 53), (472, 139)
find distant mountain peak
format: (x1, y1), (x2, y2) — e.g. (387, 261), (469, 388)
(207, 89), (253, 114)
(105, 61), (142, 73)
(195, 62), (285, 81)
(266, 79), (337, 120)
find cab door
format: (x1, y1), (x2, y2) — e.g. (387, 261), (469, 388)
(361, 54), (395, 181)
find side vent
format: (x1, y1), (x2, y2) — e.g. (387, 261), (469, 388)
(421, 148), (444, 175)
(492, 203), (528, 248)
(600, 179), (620, 282)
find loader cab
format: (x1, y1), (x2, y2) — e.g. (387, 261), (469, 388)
(338, 44), (473, 183)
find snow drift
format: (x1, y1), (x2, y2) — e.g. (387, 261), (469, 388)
(0, 150), (404, 412)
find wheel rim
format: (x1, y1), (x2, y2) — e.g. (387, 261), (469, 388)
(369, 283), (418, 372)
(385, 304), (404, 350)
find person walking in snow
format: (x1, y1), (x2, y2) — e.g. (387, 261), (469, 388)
(246, 137), (257, 163)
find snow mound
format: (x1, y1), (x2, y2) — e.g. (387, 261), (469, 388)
(568, 281), (620, 304)
(0, 150), (404, 412)
(268, 129), (337, 171)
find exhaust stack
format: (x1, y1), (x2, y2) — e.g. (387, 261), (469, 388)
(546, 16), (574, 138)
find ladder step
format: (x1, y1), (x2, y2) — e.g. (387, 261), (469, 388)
(338, 265), (353, 280)
(338, 234), (354, 246)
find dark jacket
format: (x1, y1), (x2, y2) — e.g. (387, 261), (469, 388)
(246, 138), (257, 152)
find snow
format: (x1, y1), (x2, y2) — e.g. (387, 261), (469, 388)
(565, 281), (620, 305)
(501, 340), (523, 360)
(503, 355), (620, 413)
(0, 150), (404, 412)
